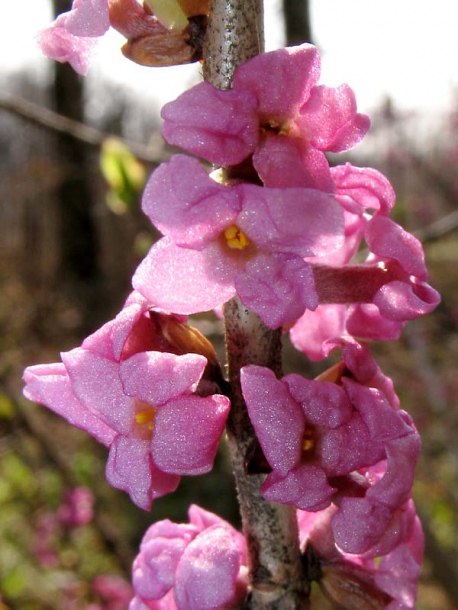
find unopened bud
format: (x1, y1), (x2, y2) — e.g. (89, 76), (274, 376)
(122, 15), (206, 66)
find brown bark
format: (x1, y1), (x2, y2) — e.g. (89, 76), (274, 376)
(203, 2), (310, 607)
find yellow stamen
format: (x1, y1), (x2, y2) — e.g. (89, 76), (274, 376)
(302, 438), (314, 452)
(135, 410), (155, 431)
(224, 225), (252, 250)
(302, 428), (315, 453)
(260, 118), (290, 137)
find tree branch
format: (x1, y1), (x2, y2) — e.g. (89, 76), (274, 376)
(0, 93), (163, 165)
(203, 2), (309, 607)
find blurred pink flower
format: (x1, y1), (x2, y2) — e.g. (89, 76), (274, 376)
(161, 44), (370, 189)
(92, 575), (133, 610)
(33, 511), (59, 568)
(57, 486), (94, 528)
(23, 294), (230, 510)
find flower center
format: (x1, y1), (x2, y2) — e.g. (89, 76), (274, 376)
(224, 225), (252, 250)
(301, 426), (317, 460)
(134, 401), (156, 439)
(259, 118), (290, 137)
(302, 428), (315, 452)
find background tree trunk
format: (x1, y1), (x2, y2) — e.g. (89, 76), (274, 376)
(51, 0), (101, 320)
(282, 0), (312, 45)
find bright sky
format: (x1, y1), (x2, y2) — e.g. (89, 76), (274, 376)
(1, 0), (458, 114)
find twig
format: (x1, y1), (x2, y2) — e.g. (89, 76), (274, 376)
(0, 93), (163, 165)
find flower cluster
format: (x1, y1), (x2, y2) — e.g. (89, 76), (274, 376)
(29, 24), (440, 608)
(129, 504), (423, 609)
(129, 505), (247, 610)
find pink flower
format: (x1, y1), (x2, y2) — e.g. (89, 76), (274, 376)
(130, 505), (248, 610)
(241, 342), (420, 554)
(161, 44), (370, 189)
(33, 511), (59, 568)
(57, 486), (94, 528)
(298, 499), (423, 609)
(290, 164), (440, 359)
(92, 575), (133, 610)
(23, 293), (230, 510)
(132, 155), (344, 328)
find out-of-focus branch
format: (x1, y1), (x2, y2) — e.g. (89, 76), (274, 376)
(414, 210), (458, 243)
(0, 93), (162, 165)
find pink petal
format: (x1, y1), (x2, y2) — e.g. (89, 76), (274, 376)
(241, 365), (305, 474)
(60, 0), (109, 37)
(23, 363), (116, 446)
(129, 589), (177, 610)
(132, 238), (237, 315)
(233, 43), (321, 116)
(366, 436), (421, 509)
(374, 280), (441, 322)
(366, 216), (428, 279)
(343, 380), (413, 441)
(332, 498), (394, 554)
(188, 505), (231, 532)
(319, 413), (383, 476)
(38, 27), (98, 75)
(161, 82), (259, 165)
(262, 465), (335, 511)
(106, 436), (153, 510)
(141, 156), (241, 249)
(284, 374), (353, 429)
(289, 304), (347, 361)
(174, 525), (243, 610)
(236, 253), (318, 328)
(140, 520), (197, 550)
(360, 501), (418, 559)
(238, 184), (344, 257)
(81, 299), (150, 361)
(346, 303), (403, 341)
(61, 349), (133, 434)
(120, 352), (207, 405)
(80, 316), (117, 359)
(111, 302), (152, 360)
(133, 526), (195, 600)
(188, 505), (246, 562)
(331, 163), (395, 216)
(253, 136), (334, 191)
(152, 395), (230, 475)
(106, 436), (179, 510)
(300, 84), (370, 152)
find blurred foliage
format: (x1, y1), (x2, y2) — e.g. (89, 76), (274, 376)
(100, 138), (147, 215)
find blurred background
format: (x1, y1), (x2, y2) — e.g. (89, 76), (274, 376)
(0, 1), (457, 608)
